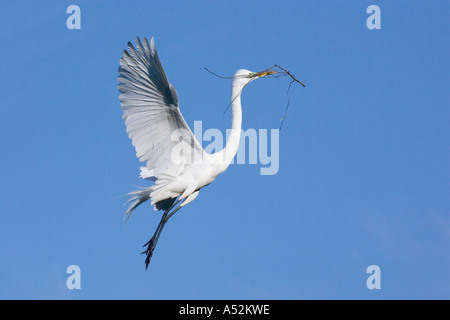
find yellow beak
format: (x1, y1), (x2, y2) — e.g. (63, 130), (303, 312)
(256, 70), (278, 77)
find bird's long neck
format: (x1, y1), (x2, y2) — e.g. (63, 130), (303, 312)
(213, 80), (244, 172)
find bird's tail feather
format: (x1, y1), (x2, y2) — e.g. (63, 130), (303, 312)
(124, 187), (153, 220)
(123, 173), (178, 219)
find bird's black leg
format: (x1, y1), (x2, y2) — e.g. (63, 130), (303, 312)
(166, 205), (182, 221)
(141, 211), (168, 269)
(141, 199), (182, 270)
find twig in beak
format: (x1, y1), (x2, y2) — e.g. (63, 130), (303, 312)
(266, 65), (306, 87)
(204, 65), (306, 129)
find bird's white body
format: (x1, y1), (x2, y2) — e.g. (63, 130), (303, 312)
(118, 37), (268, 268)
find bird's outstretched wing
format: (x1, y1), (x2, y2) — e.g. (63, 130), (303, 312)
(118, 37), (203, 180)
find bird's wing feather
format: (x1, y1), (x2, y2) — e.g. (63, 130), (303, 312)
(118, 37), (203, 179)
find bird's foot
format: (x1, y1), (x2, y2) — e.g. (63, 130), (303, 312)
(141, 237), (155, 270)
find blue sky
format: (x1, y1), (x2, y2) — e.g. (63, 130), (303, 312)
(0, 0), (448, 299)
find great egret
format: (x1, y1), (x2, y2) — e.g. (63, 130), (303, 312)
(118, 37), (278, 269)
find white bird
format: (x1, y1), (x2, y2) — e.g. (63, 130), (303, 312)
(118, 37), (277, 269)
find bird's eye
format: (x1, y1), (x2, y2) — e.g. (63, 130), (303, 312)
(248, 72), (257, 77)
